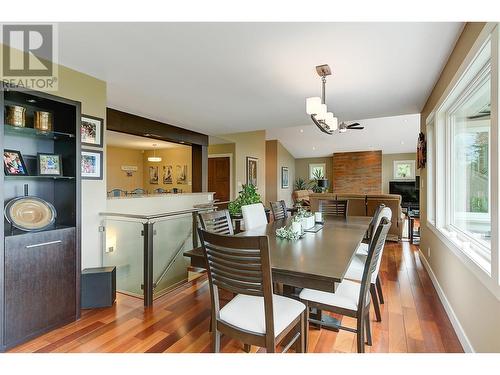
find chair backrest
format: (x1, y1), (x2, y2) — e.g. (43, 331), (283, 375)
(241, 203), (268, 230)
(269, 200), (287, 221)
(129, 188), (146, 195)
(318, 199), (349, 218)
(107, 188), (127, 198)
(370, 207), (392, 281)
(198, 209), (234, 235)
(366, 204), (385, 241)
(197, 228), (275, 337)
(357, 217), (391, 313)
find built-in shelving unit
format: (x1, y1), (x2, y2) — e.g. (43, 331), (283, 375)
(0, 86), (81, 351)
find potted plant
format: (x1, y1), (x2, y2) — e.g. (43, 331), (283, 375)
(310, 169), (328, 193)
(228, 184), (262, 216)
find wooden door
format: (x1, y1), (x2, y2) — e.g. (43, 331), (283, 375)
(208, 157), (230, 204)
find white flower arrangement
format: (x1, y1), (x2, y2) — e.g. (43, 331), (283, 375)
(276, 225), (301, 241)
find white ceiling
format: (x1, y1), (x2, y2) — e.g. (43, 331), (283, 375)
(56, 23), (463, 135)
(106, 131), (183, 150)
(266, 113), (421, 158)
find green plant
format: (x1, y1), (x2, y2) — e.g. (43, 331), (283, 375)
(228, 184), (262, 215)
(276, 225), (301, 241)
(310, 169), (326, 193)
(294, 178), (309, 190)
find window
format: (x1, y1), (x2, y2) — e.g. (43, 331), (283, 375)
(393, 160), (416, 180)
(309, 163), (325, 179)
(431, 36), (493, 273)
(449, 75), (491, 248)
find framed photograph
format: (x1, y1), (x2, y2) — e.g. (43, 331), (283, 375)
(393, 160), (416, 180)
(38, 153), (62, 176)
(149, 166), (159, 184)
(3, 149), (28, 176)
(81, 149), (103, 180)
(246, 157), (258, 186)
(176, 164), (188, 184)
(81, 114), (104, 147)
(309, 163), (325, 179)
(417, 132), (427, 169)
(281, 166), (289, 189)
(163, 165), (173, 184)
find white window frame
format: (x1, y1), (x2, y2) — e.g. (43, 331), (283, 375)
(426, 23), (500, 299)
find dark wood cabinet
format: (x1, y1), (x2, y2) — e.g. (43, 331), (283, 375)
(1, 86), (81, 351)
(4, 228), (76, 347)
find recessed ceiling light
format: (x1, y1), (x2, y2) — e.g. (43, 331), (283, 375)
(400, 141), (405, 145)
(300, 129), (304, 133)
(312, 146), (316, 150)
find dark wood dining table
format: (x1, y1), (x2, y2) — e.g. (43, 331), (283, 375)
(185, 215), (372, 293)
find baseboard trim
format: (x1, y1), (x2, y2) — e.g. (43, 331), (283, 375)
(418, 249), (474, 353)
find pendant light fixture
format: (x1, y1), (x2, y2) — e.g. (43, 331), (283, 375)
(306, 64), (338, 135)
(147, 144), (162, 162)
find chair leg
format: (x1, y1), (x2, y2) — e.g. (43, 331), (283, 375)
(297, 311), (306, 353)
(304, 303), (310, 352)
(365, 312), (372, 346)
(213, 330), (221, 353)
(376, 276), (384, 304)
(356, 316), (365, 353)
(243, 343), (251, 353)
(370, 284), (382, 322)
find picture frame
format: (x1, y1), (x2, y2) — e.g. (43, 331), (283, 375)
(81, 149), (103, 180)
(309, 163), (325, 179)
(176, 164), (188, 184)
(163, 165), (173, 184)
(281, 166), (289, 189)
(417, 132), (427, 169)
(81, 114), (104, 147)
(37, 153), (63, 176)
(149, 165), (159, 184)
(246, 157), (258, 186)
(3, 149), (28, 176)
(393, 160), (416, 180)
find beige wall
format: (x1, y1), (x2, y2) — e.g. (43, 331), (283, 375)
(382, 153), (420, 193)
(143, 146), (192, 193)
(208, 142), (236, 199)
(419, 22), (500, 352)
(215, 131), (266, 200)
(107, 146), (144, 191)
(295, 157), (333, 192)
(265, 140), (296, 207)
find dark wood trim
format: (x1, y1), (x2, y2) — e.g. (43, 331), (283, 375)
(106, 108), (208, 147)
(192, 144), (207, 193)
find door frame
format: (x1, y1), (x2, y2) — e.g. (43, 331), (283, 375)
(208, 153), (234, 201)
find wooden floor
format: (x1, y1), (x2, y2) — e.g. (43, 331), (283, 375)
(9, 241), (463, 353)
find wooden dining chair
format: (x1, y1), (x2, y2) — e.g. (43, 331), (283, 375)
(198, 209), (234, 235)
(241, 203), (268, 230)
(198, 229), (307, 353)
(269, 200), (288, 221)
(317, 199), (349, 218)
(107, 188), (127, 198)
(299, 217), (391, 353)
(344, 207), (392, 322)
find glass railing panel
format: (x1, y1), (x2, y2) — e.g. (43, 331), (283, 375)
(152, 213), (194, 297)
(102, 218), (144, 296)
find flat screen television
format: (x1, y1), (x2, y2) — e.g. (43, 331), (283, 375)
(389, 180), (419, 208)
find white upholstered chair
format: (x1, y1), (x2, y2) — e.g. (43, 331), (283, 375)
(241, 203), (268, 230)
(345, 206), (392, 322)
(198, 228), (307, 353)
(299, 218), (392, 353)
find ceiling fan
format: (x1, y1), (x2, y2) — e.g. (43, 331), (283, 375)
(305, 64), (364, 135)
(339, 121), (364, 133)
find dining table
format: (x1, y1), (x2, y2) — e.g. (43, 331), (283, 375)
(184, 215), (372, 328)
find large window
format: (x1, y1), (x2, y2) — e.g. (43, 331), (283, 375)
(429, 35), (494, 274)
(449, 75), (491, 249)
